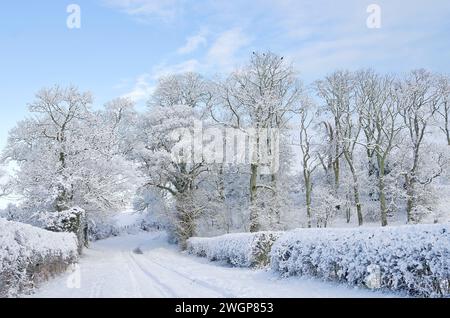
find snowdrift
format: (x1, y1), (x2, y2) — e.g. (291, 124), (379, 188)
(187, 232), (280, 268)
(271, 225), (450, 297)
(0, 218), (79, 297)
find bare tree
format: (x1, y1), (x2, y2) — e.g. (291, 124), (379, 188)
(315, 71), (364, 225)
(211, 52), (302, 232)
(398, 70), (441, 223)
(315, 72), (347, 193)
(436, 74), (450, 146)
(355, 70), (403, 226)
(298, 102), (320, 227)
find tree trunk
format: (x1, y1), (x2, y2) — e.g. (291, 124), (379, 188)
(378, 157), (388, 227)
(405, 175), (417, 224)
(345, 193), (351, 224)
(175, 193), (197, 250)
(271, 173), (281, 225)
(355, 190), (363, 226)
(305, 174), (312, 228)
(55, 149), (70, 212)
(249, 163), (259, 232)
(344, 152), (363, 226)
(406, 142), (421, 223)
(444, 104), (450, 146)
(333, 158), (340, 192)
(367, 150), (378, 200)
(351, 173), (363, 226)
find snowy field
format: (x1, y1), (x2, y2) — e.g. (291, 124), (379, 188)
(30, 232), (397, 298)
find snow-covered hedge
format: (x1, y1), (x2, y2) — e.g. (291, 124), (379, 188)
(271, 225), (450, 297)
(187, 232), (281, 268)
(36, 207), (88, 253)
(0, 218), (79, 298)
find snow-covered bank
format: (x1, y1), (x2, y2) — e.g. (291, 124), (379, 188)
(30, 232), (396, 298)
(0, 218), (78, 297)
(271, 224), (450, 297)
(187, 232), (280, 268)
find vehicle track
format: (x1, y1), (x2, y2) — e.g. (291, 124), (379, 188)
(126, 252), (178, 297)
(135, 252), (236, 298)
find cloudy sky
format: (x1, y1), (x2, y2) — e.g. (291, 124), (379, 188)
(0, 0), (449, 149)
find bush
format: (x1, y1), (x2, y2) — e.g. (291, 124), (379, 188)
(271, 224), (450, 297)
(187, 231), (280, 268)
(0, 218), (78, 297)
(87, 214), (156, 242)
(36, 207), (88, 253)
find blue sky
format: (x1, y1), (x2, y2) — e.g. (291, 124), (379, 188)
(1, 0), (450, 149)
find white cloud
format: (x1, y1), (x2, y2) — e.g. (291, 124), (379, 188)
(121, 59), (201, 102)
(122, 73), (154, 102)
(114, 0), (450, 102)
(119, 27), (250, 103)
(152, 59), (201, 78)
(260, 0), (450, 81)
(177, 33), (208, 55)
(206, 28), (250, 71)
(103, 0), (183, 21)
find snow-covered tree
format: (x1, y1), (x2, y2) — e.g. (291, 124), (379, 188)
(1, 86), (138, 222)
(133, 103), (206, 247)
(0, 168), (12, 197)
(355, 71), (403, 226)
(2, 86), (93, 211)
(436, 74), (450, 146)
(397, 70), (442, 223)
(298, 100), (320, 227)
(315, 71), (364, 225)
(150, 72), (212, 119)
(211, 52), (303, 232)
(315, 72), (347, 195)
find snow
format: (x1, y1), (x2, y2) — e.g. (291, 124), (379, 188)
(0, 218), (78, 271)
(30, 231), (397, 298)
(113, 210), (143, 227)
(88, 210), (150, 241)
(0, 218), (78, 297)
(271, 224), (450, 297)
(187, 232), (281, 267)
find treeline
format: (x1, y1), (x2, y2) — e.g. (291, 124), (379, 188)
(1, 52), (449, 246)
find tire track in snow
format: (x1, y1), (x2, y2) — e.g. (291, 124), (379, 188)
(123, 256), (144, 298)
(134, 252), (236, 298)
(126, 252), (178, 297)
(89, 275), (106, 298)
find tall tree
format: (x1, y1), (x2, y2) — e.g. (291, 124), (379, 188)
(397, 70), (441, 223)
(315, 72), (347, 194)
(133, 104), (206, 247)
(2, 86), (138, 218)
(298, 101), (320, 227)
(315, 71), (364, 225)
(151, 72), (212, 119)
(355, 71), (403, 226)
(436, 74), (450, 146)
(211, 52), (302, 232)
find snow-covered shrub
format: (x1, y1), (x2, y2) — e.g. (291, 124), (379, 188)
(0, 218), (78, 297)
(271, 225), (450, 297)
(87, 211), (159, 242)
(0, 204), (35, 225)
(187, 231), (281, 268)
(88, 219), (121, 241)
(1, 205), (88, 253)
(36, 207), (88, 253)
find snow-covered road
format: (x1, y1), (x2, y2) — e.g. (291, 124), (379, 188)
(31, 232), (395, 298)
